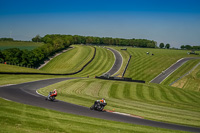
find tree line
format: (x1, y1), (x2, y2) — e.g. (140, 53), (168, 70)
(180, 45), (200, 50)
(0, 34), (157, 68)
(33, 34), (157, 48)
(0, 38), (14, 41)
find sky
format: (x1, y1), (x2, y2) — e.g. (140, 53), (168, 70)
(0, 0), (200, 48)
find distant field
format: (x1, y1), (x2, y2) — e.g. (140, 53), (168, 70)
(0, 41), (44, 50)
(124, 48), (200, 82)
(172, 63), (200, 92)
(38, 78), (200, 127)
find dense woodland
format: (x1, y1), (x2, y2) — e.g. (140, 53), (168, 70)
(0, 34), (199, 68)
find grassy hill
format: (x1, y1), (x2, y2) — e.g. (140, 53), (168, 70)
(38, 78), (200, 127)
(0, 45), (115, 77)
(73, 46), (115, 77)
(124, 47), (200, 82)
(172, 63), (200, 92)
(40, 45), (94, 74)
(0, 41), (44, 50)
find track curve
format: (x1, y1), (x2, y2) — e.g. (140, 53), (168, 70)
(102, 47), (123, 76)
(0, 78), (200, 132)
(150, 57), (200, 84)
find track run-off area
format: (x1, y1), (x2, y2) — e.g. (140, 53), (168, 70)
(0, 47), (200, 132)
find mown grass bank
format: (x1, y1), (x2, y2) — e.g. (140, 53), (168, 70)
(0, 64), (43, 73)
(124, 48), (200, 82)
(0, 41), (44, 50)
(161, 59), (200, 86)
(38, 78), (200, 127)
(0, 74), (67, 85)
(40, 45), (95, 74)
(71, 46), (115, 77)
(172, 63), (200, 92)
(0, 98), (184, 133)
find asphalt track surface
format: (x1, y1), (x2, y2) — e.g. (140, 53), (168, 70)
(0, 50), (200, 132)
(103, 47), (122, 76)
(150, 57), (200, 84)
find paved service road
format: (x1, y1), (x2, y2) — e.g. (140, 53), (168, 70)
(102, 47), (122, 76)
(150, 57), (200, 84)
(0, 78), (200, 132)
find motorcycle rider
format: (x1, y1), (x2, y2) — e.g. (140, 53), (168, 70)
(47, 89), (57, 100)
(96, 98), (106, 104)
(95, 98), (106, 107)
(90, 98), (107, 111)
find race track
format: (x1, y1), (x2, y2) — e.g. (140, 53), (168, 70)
(150, 57), (200, 84)
(102, 47), (122, 76)
(0, 49), (200, 132)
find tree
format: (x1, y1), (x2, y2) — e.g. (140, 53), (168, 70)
(165, 43), (170, 49)
(180, 45), (185, 49)
(185, 45), (192, 50)
(32, 35), (41, 42)
(159, 43), (165, 48)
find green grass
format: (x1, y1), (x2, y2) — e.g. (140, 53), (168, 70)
(0, 98), (184, 133)
(0, 64), (43, 73)
(70, 46), (115, 77)
(124, 48), (200, 82)
(172, 63), (200, 92)
(161, 59), (200, 85)
(0, 41), (44, 50)
(38, 78), (200, 127)
(0, 74), (67, 85)
(40, 45), (94, 74)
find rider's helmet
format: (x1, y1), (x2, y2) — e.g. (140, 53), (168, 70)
(102, 98), (105, 100)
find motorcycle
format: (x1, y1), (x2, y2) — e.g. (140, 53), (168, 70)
(46, 92), (56, 101)
(90, 101), (107, 111)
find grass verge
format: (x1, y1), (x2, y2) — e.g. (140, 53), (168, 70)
(0, 74), (67, 85)
(0, 98), (186, 133)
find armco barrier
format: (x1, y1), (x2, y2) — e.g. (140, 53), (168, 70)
(0, 47), (96, 76)
(122, 55), (132, 77)
(95, 76), (145, 83)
